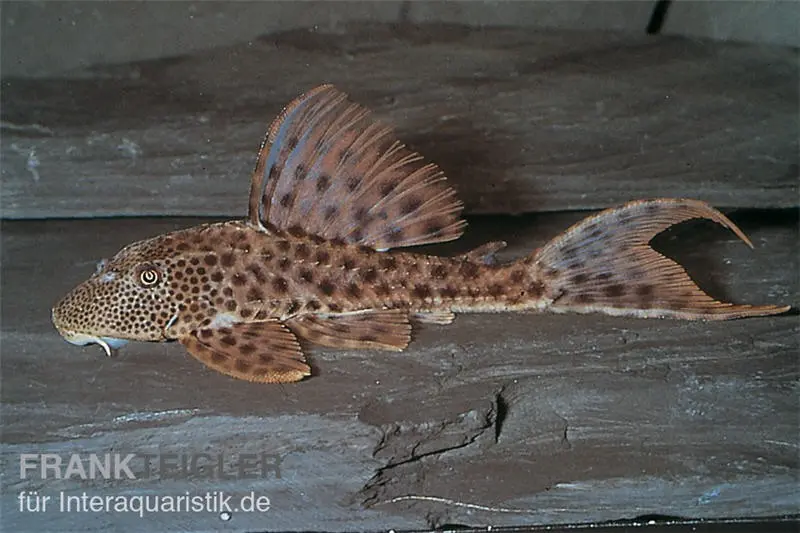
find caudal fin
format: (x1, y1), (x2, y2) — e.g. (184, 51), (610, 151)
(533, 199), (790, 320)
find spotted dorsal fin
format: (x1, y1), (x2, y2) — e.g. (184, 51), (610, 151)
(248, 85), (466, 250)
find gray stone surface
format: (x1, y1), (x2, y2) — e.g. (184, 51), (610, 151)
(2, 210), (797, 531)
(2, 25), (797, 219)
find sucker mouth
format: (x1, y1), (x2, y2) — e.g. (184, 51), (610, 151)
(57, 330), (128, 357)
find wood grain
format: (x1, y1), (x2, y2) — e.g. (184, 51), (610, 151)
(1, 24), (797, 219)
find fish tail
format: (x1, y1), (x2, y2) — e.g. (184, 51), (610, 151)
(528, 199), (790, 320)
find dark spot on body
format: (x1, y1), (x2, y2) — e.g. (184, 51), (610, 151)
(379, 256), (397, 270)
(412, 284), (432, 299)
(347, 283), (362, 298)
(221, 253), (235, 267)
(204, 254), (217, 266)
(527, 281), (545, 298)
(510, 270), (525, 284)
(488, 283), (504, 297)
(221, 335), (236, 346)
(272, 277), (289, 293)
(431, 264), (448, 280)
(294, 164), (306, 181)
(295, 243), (310, 260)
(300, 269), (314, 283)
(319, 279), (335, 296)
(315, 250), (330, 264)
(247, 287), (263, 301)
(440, 285), (458, 298)
(459, 262), (480, 280)
(247, 264), (267, 283)
(362, 267), (378, 283)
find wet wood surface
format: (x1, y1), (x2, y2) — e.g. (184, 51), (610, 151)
(1, 209), (797, 531)
(1, 24), (797, 219)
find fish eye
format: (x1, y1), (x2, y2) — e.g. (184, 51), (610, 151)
(95, 259), (108, 274)
(136, 265), (161, 287)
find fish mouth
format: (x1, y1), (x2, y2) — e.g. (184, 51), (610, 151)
(56, 329), (128, 357)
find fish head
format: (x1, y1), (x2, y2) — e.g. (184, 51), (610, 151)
(52, 232), (184, 354)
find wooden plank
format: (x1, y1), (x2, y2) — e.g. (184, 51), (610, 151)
(1, 209), (796, 530)
(1, 24), (796, 219)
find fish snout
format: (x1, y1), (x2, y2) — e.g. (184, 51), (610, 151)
(52, 292), (128, 357)
(52, 283), (92, 335)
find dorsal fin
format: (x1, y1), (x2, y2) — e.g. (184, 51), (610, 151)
(248, 85), (466, 250)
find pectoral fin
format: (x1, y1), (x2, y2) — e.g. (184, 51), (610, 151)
(286, 310), (411, 351)
(180, 321), (311, 383)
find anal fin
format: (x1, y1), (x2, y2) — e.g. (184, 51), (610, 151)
(180, 321), (311, 383)
(286, 310), (411, 351)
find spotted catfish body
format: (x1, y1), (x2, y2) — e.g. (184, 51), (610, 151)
(52, 85), (791, 384)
